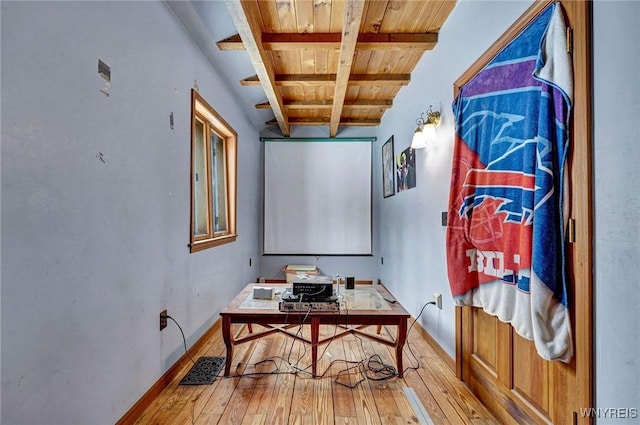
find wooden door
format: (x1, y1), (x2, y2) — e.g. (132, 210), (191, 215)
(453, 1), (593, 424)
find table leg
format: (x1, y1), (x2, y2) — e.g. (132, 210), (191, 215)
(311, 317), (320, 378)
(396, 317), (408, 378)
(222, 316), (233, 376)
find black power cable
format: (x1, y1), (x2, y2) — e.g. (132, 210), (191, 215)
(401, 300), (437, 376)
(218, 298), (439, 387)
(164, 314), (197, 365)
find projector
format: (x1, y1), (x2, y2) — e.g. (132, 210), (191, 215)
(292, 275), (333, 300)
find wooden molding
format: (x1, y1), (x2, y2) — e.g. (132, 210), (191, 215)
(255, 99), (392, 110)
(241, 74), (410, 87)
(455, 306), (463, 379)
(454, 0), (556, 95)
(217, 32), (438, 51)
(115, 320), (222, 425)
(331, 0), (366, 137)
(266, 117), (379, 127)
(225, 0), (289, 136)
(564, 0), (594, 422)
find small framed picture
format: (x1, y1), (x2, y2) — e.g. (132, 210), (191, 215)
(396, 146), (416, 192)
(382, 136), (395, 198)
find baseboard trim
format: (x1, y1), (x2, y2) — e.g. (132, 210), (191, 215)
(412, 320), (456, 373)
(115, 319), (221, 425)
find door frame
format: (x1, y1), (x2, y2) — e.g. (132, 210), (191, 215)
(452, 0), (593, 423)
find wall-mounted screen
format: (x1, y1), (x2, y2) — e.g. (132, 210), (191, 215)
(263, 139), (372, 255)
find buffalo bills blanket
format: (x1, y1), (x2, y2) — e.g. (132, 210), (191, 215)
(446, 3), (573, 362)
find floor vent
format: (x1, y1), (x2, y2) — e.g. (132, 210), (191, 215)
(179, 356), (225, 386)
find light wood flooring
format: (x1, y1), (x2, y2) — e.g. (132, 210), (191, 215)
(132, 320), (499, 424)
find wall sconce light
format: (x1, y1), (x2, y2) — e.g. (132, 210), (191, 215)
(410, 105), (441, 149)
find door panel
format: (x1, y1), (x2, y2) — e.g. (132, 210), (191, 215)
(471, 307), (498, 373)
(464, 308), (551, 425)
(512, 331), (548, 416)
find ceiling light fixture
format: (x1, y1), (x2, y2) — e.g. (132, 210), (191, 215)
(411, 105), (441, 149)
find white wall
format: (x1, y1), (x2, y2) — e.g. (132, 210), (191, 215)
(593, 1), (640, 423)
(0, 2), (261, 424)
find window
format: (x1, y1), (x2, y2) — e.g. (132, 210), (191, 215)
(190, 89), (237, 252)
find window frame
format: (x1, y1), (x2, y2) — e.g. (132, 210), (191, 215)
(189, 89), (237, 253)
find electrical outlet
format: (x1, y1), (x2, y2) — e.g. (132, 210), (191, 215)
(160, 310), (168, 331)
(433, 292), (442, 310)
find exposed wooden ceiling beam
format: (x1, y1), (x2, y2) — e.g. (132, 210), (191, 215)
(217, 32), (438, 51)
(255, 99), (393, 110)
(241, 74), (410, 87)
(225, 0), (290, 136)
(330, 0), (366, 137)
(266, 117), (380, 126)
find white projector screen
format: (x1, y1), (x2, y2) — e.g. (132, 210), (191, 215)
(263, 139), (373, 255)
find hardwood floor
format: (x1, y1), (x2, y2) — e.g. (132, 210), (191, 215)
(131, 320), (499, 425)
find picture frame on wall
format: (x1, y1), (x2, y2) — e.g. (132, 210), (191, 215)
(396, 146), (416, 192)
(382, 136), (395, 198)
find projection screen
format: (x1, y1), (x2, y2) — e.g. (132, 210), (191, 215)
(263, 138), (373, 255)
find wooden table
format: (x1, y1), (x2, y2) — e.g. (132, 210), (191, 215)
(220, 282), (411, 378)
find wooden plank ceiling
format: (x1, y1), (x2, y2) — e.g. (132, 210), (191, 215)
(221, 0), (457, 137)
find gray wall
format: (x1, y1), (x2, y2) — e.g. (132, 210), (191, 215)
(1, 2), (261, 424)
(593, 1), (640, 421)
(376, 0), (640, 422)
(1, 1), (639, 424)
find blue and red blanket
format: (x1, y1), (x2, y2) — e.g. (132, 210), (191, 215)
(446, 3), (573, 362)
